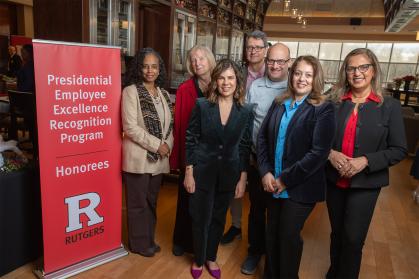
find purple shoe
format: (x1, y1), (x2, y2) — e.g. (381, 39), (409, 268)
(190, 266), (203, 279)
(206, 263), (221, 279)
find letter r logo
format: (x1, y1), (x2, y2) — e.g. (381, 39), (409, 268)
(65, 193), (104, 233)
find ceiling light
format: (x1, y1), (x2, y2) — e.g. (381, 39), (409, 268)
(291, 8), (298, 18)
(284, 0), (291, 12)
(302, 18), (307, 28)
(297, 13), (303, 23)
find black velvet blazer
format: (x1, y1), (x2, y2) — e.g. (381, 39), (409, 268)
(257, 99), (336, 203)
(185, 98), (253, 192)
(326, 96), (407, 189)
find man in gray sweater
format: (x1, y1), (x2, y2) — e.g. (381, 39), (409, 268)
(242, 43), (291, 275)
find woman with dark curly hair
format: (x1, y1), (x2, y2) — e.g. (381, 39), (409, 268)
(184, 59), (253, 278)
(121, 48), (173, 257)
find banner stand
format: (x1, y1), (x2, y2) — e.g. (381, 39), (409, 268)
(34, 245), (128, 279)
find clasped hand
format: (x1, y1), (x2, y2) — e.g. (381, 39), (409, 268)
(328, 150), (368, 178)
(157, 143), (170, 157)
(261, 172), (285, 193)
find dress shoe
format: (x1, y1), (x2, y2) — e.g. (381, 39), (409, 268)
(220, 225), (241, 245)
(153, 244), (161, 253)
(136, 248), (155, 257)
(414, 190), (419, 204)
(240, 254), (261, 275)
(172, 244), (184, 256)
(206, 262), (221, 279)
(190, 265), (203, 279)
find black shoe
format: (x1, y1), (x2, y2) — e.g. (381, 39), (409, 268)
(153, 244), (161, 253)
(172, 244), (185, 256)
(136, 247), (155, 257)
(220, 226), (242, 245)
(240, 254), (261, 275)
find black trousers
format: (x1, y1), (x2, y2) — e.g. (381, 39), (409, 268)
(172, 172), (194, 253)
(264, 197), (315, 279)
(247, 164), (268, 255)
(326, 182), (380, 279)
(123, 172), (162, 253)
(189, 183), (235, 266)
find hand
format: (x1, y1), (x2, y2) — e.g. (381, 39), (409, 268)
(274, 178), (286, 194)
(234, 172), (247, 199)
(184, 169), (195, 193)
(341, 156), (368, 178)
(262, 172), (277, 193)
(329, 150), (351, 172)
(157, 143), (170, 157)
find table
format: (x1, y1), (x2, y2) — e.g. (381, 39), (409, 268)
(0, 166), (42, 276)
(388, 88), (419, 106)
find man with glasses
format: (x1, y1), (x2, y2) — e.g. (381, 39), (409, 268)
(221, 30), (269, 247)
(241, 43), (291, 275)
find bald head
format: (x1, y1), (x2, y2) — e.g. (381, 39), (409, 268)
(267, 43), (290, 59)
(266, 43), (291, 82)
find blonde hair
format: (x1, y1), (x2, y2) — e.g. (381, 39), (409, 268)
(277, 55), (325, 105)
(207, 59), (245, 106)
(332, 48), (383, 104)
(186, 45), (216, 76)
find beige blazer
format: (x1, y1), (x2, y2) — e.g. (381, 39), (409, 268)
(121, 84), (174, 174)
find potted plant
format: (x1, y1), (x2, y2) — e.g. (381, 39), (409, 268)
(402, 75), (416, 91)
(0, 135), (28, 172)
(393, 77), (403, 90)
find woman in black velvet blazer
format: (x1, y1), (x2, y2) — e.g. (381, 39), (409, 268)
(184, 59), (253, 279)
(325, 48), (407, 279)
(257, 56), (335, 278)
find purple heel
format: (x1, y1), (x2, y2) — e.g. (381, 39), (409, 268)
(206, 263), (221, 279)
(190, 266), (203, 279)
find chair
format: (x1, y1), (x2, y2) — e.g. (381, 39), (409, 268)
(0, 100), (10, 136)
(401, 106), (419, 155)
(7, 90), (36, 144)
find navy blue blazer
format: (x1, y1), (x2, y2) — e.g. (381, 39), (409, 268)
(185, 98), (253, 192)
(257, 99), (336, 203)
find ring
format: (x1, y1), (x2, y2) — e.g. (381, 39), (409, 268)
(338, 164), (342, 169)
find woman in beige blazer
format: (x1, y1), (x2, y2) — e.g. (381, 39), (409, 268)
(121, 48), (173, 257)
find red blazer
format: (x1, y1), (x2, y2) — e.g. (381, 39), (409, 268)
(170, 78), (200, 170)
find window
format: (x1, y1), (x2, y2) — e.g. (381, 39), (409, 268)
(298, 42), (319, 57)
(319, 43), (342, 61)
(341, 43), (366, 59)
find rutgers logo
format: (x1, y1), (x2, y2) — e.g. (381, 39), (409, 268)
(65, 193), (104, 233)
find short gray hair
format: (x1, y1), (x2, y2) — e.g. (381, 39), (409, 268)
(246, 30), (268, 47)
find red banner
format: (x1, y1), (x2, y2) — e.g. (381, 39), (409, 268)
(33, 40), (126, 275)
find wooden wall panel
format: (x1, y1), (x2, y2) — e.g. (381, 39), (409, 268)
(33, 0), (83, 42)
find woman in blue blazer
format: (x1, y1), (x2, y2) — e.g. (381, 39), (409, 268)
(184, 59), (253, 279)
(257, 55), (336, 278)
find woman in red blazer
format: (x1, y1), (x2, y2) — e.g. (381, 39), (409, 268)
(170, 45), (216, 256)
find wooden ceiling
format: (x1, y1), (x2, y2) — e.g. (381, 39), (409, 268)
(264, 0), (419, 42)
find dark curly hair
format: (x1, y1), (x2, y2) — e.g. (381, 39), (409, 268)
(207, 59), (245, 105)
(124, 48), (167, 88)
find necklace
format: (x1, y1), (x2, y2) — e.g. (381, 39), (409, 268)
(146, 86), (160, 104)
(151, 91), (161, 104)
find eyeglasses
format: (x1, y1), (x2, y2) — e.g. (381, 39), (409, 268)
(246, 46), (266, 52)
(266, 58), (290, 66)
(345, 64), (372, 74)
